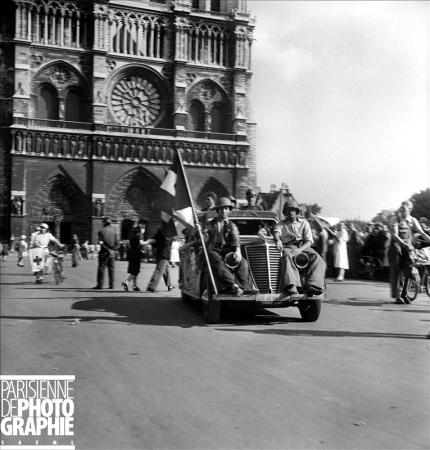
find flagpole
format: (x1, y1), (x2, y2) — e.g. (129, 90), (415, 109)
(176, 149), (219, 296)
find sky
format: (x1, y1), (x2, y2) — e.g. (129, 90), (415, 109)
(249, 0), (430, 220)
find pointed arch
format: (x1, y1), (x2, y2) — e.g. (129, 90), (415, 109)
(36, 83), (59, 120)
(105, 167), (161, 236)
(188, 100), (205, 131)
(27, 173), (89, 243)
(186, 79), (232, 133)
(65, 86), (89, 122)
(32, 61), (90, 121)
(197, 177), (230, 208)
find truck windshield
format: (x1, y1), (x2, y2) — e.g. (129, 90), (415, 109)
(230, 219), (277, 236)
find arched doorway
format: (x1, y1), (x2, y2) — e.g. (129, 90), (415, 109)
(28, 174), (89, 244)
(105, 167), (161, 237)
(197, 177), (230, 209)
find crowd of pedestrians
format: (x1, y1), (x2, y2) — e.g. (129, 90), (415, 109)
(313, 215), (430, 284)
(3, 197), (429, 304)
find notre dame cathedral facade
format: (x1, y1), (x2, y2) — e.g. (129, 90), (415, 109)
(0, 0), (256, 243)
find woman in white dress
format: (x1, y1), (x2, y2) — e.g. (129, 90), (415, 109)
(30, 223), (63, 283)
(328, 222), (349, 281)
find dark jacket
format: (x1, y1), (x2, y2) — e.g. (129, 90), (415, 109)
(98, 225), (118, 253)
(152, 229), (171, 260)
(206, 217), (240, 255)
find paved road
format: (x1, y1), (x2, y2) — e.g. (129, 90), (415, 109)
(1, 257), (429, 450)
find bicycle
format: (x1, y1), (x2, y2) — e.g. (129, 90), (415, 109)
(416, 263), (430, 297)
(49, 251), (65, 284)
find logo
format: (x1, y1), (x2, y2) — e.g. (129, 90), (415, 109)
(1, 375), (75, 450)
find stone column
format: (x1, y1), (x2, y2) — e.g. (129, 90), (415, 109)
(27, 6), (32, 40)
(60, 10), (64, 46)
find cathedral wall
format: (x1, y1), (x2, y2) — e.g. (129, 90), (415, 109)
(3, 0), (257, 242)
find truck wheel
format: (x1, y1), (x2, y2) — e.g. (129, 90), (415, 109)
(299, 299), (321, 322)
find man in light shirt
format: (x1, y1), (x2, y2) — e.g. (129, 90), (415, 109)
(273, 198), (326, 296)
(389, 201), (430, 302)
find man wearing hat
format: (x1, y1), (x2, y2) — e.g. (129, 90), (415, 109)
(205, 197), (253, 296)
(274, 198), (326, 296)
(30, 223), (64, 283)
(93, 217), (119, 289)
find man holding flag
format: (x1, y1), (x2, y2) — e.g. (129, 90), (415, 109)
(205, 197), (253, 296)
(157, 151), (195, 237)
(156, 150), (253, 297)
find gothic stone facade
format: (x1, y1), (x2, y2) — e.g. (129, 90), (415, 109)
(0, 0), (256, 243)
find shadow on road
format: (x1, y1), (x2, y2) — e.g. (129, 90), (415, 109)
(3, 296), (298, 327)
(215, 328), (428, 339)
(376, 308), (430, 314)
(325, 297), (393, 307)
(68, 297), (302, 327)
(326, 280), (388, 286)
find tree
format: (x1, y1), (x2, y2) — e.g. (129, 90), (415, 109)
(372, 209), (396, 226)
(300, 203), (322, 218)
(410, 188), (430, 220)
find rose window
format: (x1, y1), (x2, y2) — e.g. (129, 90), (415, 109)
(111, 75), (162, 127)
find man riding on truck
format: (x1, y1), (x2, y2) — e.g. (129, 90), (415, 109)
(273, 198), (326, 297)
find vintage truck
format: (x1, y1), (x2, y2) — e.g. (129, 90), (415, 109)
(179, 210), (323, 324)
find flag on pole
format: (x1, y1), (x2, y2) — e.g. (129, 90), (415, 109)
(158, 152), (195, 237)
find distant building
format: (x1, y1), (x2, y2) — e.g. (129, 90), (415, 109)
(0, 0), (256, 243)
(256, 184), (293, 217)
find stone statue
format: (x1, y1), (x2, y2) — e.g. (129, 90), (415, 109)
(94, 199), (103, 217)
(70, 137), (77, 157)
(12, 197), (23, 215)
(35, 134), (42, 153)
(25, 134), (32, 153)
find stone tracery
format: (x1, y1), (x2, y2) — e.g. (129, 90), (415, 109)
(109, 10), (167, 58)
(111, 74), (162, 127)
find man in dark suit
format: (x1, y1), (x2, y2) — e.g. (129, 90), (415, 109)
(93, 217), (118, 289)
(146, 228), (173, 292)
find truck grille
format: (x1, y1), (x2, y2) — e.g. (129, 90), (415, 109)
(245, 243), (282, 293)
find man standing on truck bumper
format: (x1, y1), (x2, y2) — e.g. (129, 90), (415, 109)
(274, 198), (326, 296)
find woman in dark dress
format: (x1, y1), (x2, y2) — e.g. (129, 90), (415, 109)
(122, 219), (149, 292)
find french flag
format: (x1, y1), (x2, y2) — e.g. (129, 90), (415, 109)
(158, 151), (195, 236)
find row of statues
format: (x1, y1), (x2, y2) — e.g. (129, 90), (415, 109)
(12, 131), (247, 166)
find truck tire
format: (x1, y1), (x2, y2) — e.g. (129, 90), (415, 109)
(299, 299), (321, 322)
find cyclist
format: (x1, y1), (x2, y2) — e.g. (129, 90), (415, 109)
(30, 223), (64, 283)
(389, 201), (430, 303)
